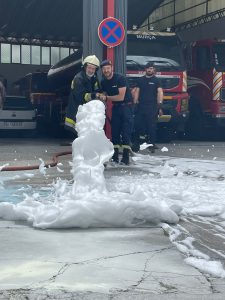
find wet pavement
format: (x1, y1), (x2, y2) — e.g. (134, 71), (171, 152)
(1, 138), (225, 299)
(180, 216), (225, 268)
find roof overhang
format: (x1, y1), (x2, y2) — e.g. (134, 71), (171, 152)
(0, 0), (164, 46)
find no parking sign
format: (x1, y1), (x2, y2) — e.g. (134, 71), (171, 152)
(98, 17), (125, 47)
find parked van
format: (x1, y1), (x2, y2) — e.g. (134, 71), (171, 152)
(0, 96), (37, 133)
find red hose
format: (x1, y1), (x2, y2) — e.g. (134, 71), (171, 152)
(0, 150), (72, 172)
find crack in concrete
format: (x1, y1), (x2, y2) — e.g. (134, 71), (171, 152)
(34, 246), (174, 287)
(105, 247), (181, 297)
(204, 274), (219, 294)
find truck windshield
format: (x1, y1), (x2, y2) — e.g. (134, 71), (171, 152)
(127, 33), (185, 71)
(213, 43), (225, 70)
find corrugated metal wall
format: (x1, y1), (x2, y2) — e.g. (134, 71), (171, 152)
(145, 0), (225, 31)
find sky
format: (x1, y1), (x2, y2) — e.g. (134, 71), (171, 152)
(1, 100), (225, 278)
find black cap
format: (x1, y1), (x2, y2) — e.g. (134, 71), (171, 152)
(145, 62), (155, 69)
(100, 59), (112, 68)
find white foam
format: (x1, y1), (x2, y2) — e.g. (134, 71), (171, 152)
(0, 100), (179, 228)
(185, 257), (225, 278)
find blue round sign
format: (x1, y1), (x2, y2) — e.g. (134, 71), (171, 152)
(98, 17), (125, 47)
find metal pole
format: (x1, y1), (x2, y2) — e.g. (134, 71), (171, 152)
(83, 0), (103, 61)
(206, 0), (209, 14)
(104, 0), (115, 66)
(114, 0), (127, 75)
(173, 0), (176, 28)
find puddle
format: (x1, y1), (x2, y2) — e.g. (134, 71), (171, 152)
(0, 184), (52, 204)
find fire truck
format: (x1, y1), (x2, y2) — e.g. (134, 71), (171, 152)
(184, 39), (225, 139)
(126, 30), (189, 141)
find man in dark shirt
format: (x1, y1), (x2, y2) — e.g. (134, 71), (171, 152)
(132, 62), (163, 153)
(100, 60), (133, 165)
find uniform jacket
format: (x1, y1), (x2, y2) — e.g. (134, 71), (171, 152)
(65, 69), (101, 132)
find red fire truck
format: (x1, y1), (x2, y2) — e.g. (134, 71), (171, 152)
(183, 39), (225, 139)
(126, 30), (189, 141)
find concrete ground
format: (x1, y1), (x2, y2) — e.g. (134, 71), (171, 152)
(0, 138), (225, 300)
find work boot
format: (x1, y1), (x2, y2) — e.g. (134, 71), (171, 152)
(111, 148), (119, 163)
(132, 135), (140, 152)
(120, 148), (130, 165)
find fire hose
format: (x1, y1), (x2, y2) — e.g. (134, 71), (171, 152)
(0, 150), (72, 172)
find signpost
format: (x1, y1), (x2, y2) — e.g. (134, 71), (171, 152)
(98, 17), (125, 48)
(98, 16), (125, 140)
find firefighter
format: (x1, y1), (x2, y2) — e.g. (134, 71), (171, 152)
(100, 60), (133, 165)
(64, 55), (102, 134)
(132, 62), (163, 153)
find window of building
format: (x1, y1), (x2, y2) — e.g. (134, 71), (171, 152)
(12, 44), (21, 63)
(0, 43), (76, 65)
(51, 47), (60, 65)
(21, 45), (31, 64)
(1, 43), (11, 63)
(60, 47), (69, 60)
(31, 45), (40, 65)
(70, 48), (77, 55)
(41, 46), (50, 65)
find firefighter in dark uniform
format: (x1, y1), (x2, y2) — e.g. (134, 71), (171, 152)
(100, 60), (133, 165)
(132, 62), (163, 153)
(64, 55), (102, 134)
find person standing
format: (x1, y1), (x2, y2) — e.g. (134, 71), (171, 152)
(132, 62), (163, 153)
(64, 55), (102, 134)
(100, 60), (133, 165)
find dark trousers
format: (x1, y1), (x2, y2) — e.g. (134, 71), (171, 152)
(134, 108), (158, 144)
(111, 104), (133, 146)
